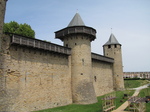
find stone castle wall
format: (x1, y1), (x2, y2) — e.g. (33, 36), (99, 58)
(0, 35), (115, 112)
(0, 35), (72, 112)
(92, 60), (114, 96)
(0, 0), (7, 51)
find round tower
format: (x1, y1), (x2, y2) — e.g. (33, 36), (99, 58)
(55, 13), (97, 104)
(0, 0), (8, 51)
(103, 33), (124, 90)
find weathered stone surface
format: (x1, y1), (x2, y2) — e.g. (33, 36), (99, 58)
(0, 35), (72, 112)
(0, 0), (7, 51)
(64, 35), (97, 104)
(92, 60), (114, 96)
(103, 44), (125, 90)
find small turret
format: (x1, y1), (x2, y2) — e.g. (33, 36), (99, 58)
(55, 13), (97, 104)
(103, 33), (124, 90)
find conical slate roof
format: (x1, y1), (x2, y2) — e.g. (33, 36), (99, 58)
(68, 13), (85, 27)
(104, 33), (121, 45)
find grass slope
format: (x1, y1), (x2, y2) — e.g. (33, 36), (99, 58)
(124, 79), (149, 88)
(115, 90), (134, 108)
(36, 99), (102, 112)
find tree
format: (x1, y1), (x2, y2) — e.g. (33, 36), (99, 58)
(3, 21), (35, 38)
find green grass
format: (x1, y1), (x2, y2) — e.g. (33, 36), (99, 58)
(124, 79), (150, 88)
(115, 90), (134, 108)
(36, 103), (101, 112)
(35, 90), (134, 112)
(35, 98), (103, 112)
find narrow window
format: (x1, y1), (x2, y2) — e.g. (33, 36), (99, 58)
(66, 44), (68, 47)
(75, 43), (77, 45)
(115, 44), (117, 48)
(108, 45), (111, 48)
(82, 59), (84, 65)
(94, 76), (97, 82)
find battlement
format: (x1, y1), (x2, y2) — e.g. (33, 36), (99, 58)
(9, 34), (115, 64)
(92, 53), (114, 63)
(55, 26), (96, 41)
(10, 34), (71, 55)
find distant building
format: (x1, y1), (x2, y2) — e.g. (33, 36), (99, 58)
(123, 72), (150, 79)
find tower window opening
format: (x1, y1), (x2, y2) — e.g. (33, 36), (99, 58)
(66, 44), (68, 47)
(82, 59), (84, 65)
(94, 76), (97, 82)
(115, 44), (117, 48)
(108, 45), (111, 48)
(75, 43), (77, 45)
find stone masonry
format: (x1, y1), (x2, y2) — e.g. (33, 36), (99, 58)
(0, 0), (7, 51)
(0, 35), (72, 111)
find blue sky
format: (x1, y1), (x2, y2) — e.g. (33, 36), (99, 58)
(5, 0), (150, 72)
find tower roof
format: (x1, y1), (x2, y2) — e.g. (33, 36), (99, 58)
(68, 13), (85, 27)
(104, 33), (121, 46)
(55, 13), (96, 41)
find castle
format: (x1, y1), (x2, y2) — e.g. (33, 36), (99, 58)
(0, 0), (124, 112)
